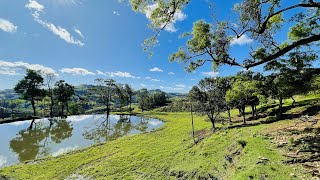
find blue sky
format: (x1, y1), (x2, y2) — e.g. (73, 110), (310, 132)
(0, 0), (307, 92)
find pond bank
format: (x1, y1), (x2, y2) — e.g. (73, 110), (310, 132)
(0, 111), (312, 179)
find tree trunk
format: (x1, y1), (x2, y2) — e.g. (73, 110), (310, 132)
(211, 119), (216, 131)
(227, 106), (232, 124)
(31, 99), (36, 116)
(241, 106), (246, 124)
(29, 119), (35, 129)
(279, 97), (283, 115)
(49, 90), (54, 117)
(291, 96), (296, 107)
(190, 104), (196, 144)
(61, 104), (64, 117)
(129, 96), (132, 112)
(251, 105), (255, 118)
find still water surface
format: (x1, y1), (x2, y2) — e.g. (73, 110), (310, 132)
(0, 114), (164, 168)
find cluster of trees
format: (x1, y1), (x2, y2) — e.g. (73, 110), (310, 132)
(91, 79), (135, 115)
(92, 79), (168, 114)
(189, 68), (319, 131)
(137, 89), (168, 111)
(13, 69), (75, 118)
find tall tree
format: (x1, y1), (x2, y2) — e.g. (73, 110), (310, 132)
(137, 89), (152, 112)
(189, 78), (226, 131)
(124, 84), (134, 111)
(93, 79), (117, 115)
(14, 69), (45, 116)
(44, 73), (56, 117)
(131, 0), (320, 71)
(54, 80), (75, 117)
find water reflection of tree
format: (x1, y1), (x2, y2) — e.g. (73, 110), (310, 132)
(83, 115), (150, 143)
(9, 119), (73, 162)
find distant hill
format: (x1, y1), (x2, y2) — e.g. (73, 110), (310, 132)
(0, 89), (20, 100)
(0, 85), (187, 100)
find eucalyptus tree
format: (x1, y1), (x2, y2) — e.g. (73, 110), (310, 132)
(188, 78), (226, 131)
(44, 73), (56, 117)
(54, 80), (75, 117)
(93, 79), (117, 115)
(14, 69), (45, 116)
(130, 0), (320, 71)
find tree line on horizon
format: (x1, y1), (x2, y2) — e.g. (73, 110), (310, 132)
(0, 69), (170, 120)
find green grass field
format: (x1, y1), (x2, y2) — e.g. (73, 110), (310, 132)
(0, 94), (319, 180)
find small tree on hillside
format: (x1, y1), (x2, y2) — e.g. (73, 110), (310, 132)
(14, 69), (45, 116)
(226, 79), (260, 124)
(189, 78), (226, 131)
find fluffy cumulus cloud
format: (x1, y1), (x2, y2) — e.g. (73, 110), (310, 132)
(0, 60), (58, 76)
(201, 71), (219, 77)
(150, 67), (163, 72)
(107, 71), (135, 78)
(145, 4), (187, 32)
(25, 0), (84, 46)
(96, 70), (136, 78)
(0, 18), (17, 33)
(60, 68), (95, 76)
(230, 34), (253, 46)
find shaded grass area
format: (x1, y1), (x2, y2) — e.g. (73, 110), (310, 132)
(0, 95), (319, 179)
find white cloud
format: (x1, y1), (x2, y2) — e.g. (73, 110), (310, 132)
(145, 77), (151, 79)
(26, 0), (84, 46)
(113, 11), (120, 16)
(168, 72), (175, 75)
(140, 84), (146, 87)
(60, 68), (95, 76)
(175, 84), (185, 88)
(25, 0), (44, 12)
(0, 18), (17, 33)
(0, 60), (58, 76)
(107, 71), (135, 78)
(96, 70), (106, 76)
(201, 71), (219, 77)
(145, 3), (187, 32)
(230, 34), (253, 46)
(159, 86), (188, 92)
(74, 27), (84, 39)
(151, 78), (160, 82)
(0, 155), (7, 168)
(150, 67), (163, 72)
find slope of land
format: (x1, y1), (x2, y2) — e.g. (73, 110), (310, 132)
(0, 94), (319, 180)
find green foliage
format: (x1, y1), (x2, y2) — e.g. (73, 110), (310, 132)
(131, 0), (320, 71)
(189, 78), (227, 130)
(54, 80), (75, 116)
(14, 69), (45, 116)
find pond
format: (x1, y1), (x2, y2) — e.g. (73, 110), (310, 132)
(0, 114), (164, 168)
